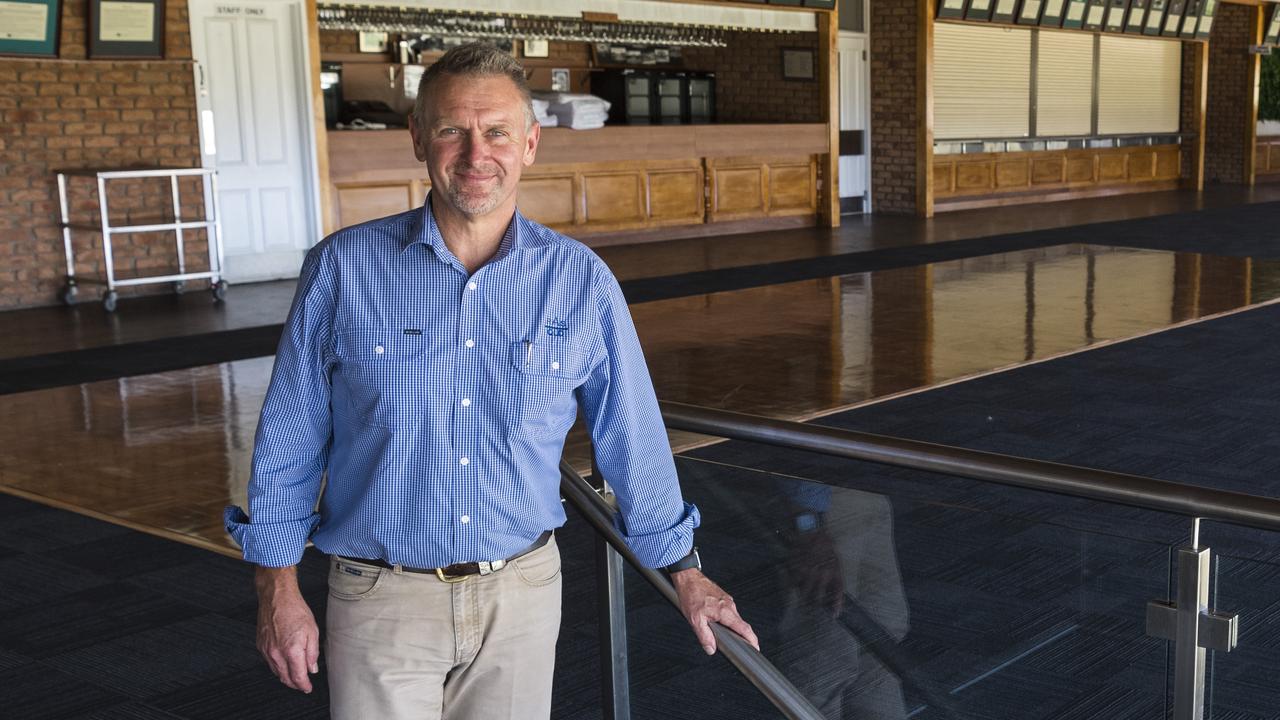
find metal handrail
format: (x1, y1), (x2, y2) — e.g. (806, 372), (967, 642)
(558, 460), (826, 720)
(659, 401), (1280, 534)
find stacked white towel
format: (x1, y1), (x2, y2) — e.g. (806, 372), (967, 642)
(532, 92), (611, 130)
(531, 98), (558, 127)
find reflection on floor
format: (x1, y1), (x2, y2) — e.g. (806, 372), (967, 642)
(1, 245), (1276, 556)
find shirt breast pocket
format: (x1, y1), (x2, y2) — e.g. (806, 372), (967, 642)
(510, 341), (591, 439)
(334, 328), (428, 428)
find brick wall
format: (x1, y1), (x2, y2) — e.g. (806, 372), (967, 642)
(1181, 42), (1200, 181)
(321, 30), (821, 124)
(870, 0), (923, 214)
(1205, 3), (1259, 184)
(0, 0), (200, 311)
(683, 31), (821, 123)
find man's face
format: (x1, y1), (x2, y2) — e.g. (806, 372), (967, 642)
(410, 73), (539, 219)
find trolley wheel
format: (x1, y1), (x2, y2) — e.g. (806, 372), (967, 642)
(173, 281), (185, 295)
(60, 284), (78, 306)
(102, 291), (118, 313)
(212, 280), (228, 303)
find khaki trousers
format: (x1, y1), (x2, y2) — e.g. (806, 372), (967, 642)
(326, 536), (562, 720)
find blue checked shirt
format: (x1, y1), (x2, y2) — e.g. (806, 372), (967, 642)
(224, 199), (699, 570)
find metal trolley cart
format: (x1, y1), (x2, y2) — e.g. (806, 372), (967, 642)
(56, 167), (227, 312)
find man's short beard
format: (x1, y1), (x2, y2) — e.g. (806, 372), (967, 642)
(444, 165), (506, 216)
(446, 183), (504, 216)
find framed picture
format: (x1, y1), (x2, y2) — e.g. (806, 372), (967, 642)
(89, 0), (163, 58)
(781, 47), (814, 81)
(0, 0), (62, 58)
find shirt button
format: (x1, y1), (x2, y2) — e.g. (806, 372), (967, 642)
(460, 515), (471, 524)
(374, 345), (384, 354)
(467, 281), (477, 291)
(551, 361), (560, 370)
(465, 339), (475, 348)
(461, 398), (471, 407)
(459, 457), (469, 466)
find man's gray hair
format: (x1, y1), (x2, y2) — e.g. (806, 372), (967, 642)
(413, 42), (535, 131)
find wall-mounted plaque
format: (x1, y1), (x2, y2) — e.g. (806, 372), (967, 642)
(1083, 0), (1108, 30)
(1179, 0), (1200, 37)
(1196, 0), (1217, 40)
(781, 47), (814, 80)
(0, 0), (61, 57)
(1125, 0), (1148, 33)
(1018, 0), (1045, 24)
(1104, 0), (1129, 32)
(89, 0), (164, 58)
(937, 0), (967, 20)
(1040, 0), (1068, 26)
(1144, 0), (1169, 34)
(1162, 0), (1187, 36)
(965, 0), (994, 22)
(991, 0), (1018, 23)
(1062, 0), (1089, 28)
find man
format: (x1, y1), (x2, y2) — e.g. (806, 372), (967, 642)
(224, 42), (758, 720)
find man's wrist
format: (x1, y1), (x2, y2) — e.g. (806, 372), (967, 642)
(662, 546), (701, 575)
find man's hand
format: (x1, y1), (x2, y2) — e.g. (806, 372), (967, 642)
(255, 565), (320, 693)
(670, 568), (760, 656)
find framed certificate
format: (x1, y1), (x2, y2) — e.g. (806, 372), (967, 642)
(89, 0), (164, 58)
(0, 0), (61, 57)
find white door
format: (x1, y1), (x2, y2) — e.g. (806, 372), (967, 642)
(189, 0), (318, 283)
(837, 33), (870, 214)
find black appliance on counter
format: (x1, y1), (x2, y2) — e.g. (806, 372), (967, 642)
(591, 70), (656, 125)
(591, 69), (715, 125)
(320, 62), (342, 129)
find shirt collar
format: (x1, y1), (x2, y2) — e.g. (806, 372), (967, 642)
(403, 192), (525, 265)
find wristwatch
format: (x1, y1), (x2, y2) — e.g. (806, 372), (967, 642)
(663, 546), (702, 575)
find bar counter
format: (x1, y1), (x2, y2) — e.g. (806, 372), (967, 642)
(327, 124), (829, 241)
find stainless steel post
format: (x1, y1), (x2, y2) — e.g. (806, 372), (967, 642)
(594, 458), (631, 720)
(1146, 518), (1238, 720)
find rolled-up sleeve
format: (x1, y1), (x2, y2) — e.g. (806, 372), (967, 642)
(575, 263), (699, 569)
(224, 242), (337, 567)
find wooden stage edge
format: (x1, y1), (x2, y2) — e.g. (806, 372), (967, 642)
(0, 483), (244, 559)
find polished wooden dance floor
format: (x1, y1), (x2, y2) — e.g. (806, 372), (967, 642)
(1, 242), (1276, 556)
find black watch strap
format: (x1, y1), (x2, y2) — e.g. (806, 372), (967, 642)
(663, 546), (701, 574)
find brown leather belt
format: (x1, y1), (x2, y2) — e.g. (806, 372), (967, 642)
(340, 530), (552, 583)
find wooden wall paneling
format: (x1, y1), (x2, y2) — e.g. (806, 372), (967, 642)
(768, 158), (819, 214)
(581, 171), (647, 228)
(930, 145), (1183, 203)
(995, 158), (1031, 189)
(1066, 153), (1096, 183)
(955, 160), (995, 193)
(933, 161), (957, 196)
(1127, 149), (1157, 180)
(1155, 146), (1182, 178)
(1032, 156), (1067, 184)
(647, 166), (706, 225)
(335, 182), (417, 227)
(1268, 139), (1280, 173)
(708, 158), (768, 221)
(517, 169), (578, 229)
(1098, 152), (1128, 182)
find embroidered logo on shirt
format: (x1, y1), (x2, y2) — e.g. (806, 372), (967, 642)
(544, 318), (568, 337)
(403, 329), (423, 335)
